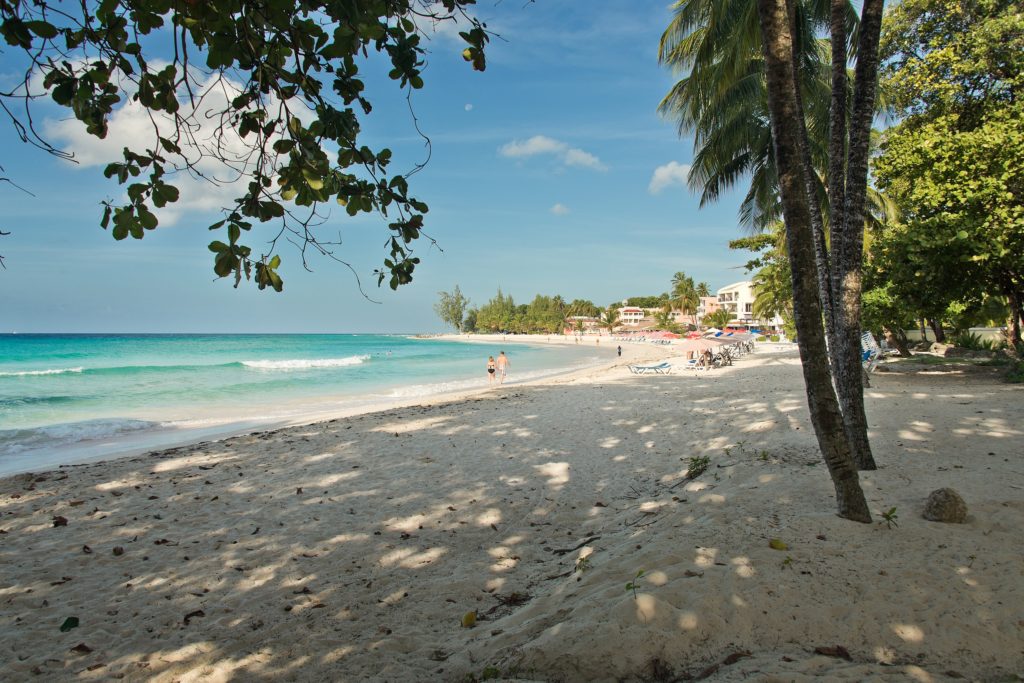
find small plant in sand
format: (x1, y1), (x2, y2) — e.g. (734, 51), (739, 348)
(575, 555), (592, 573)
(758, 450), (770, 462)
(687, 456), (710, 479)
(625, 569), (646, 598)
(881, 507), (899, 529)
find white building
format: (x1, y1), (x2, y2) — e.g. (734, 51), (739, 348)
(617, 306), (646, 326)
(716, 281), (783, 331)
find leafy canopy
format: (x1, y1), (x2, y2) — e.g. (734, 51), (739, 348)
(0, 0), (489, 292)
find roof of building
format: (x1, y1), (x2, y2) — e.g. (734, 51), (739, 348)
(717, 280), (752, 293)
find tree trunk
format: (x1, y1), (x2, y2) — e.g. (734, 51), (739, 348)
(883, 327), (912, 357)
(827, 0), (884, 472)
(929, 318), (946, 343)
(919, 317), (929, 342)
(756, 0), (871, 523)
(1005, 284), (1023, 354)
(789, 3), (835, 344)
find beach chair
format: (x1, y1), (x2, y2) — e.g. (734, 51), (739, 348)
(861, 332), (882, 373)
(628, 362), (672, 375)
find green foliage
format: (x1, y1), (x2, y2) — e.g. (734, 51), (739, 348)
(703, 308), (732, 328)
(658, 0), (852, 229)
(1, 0), (490, 292)
(687, 455), (710, 478)
(862, 283), (916, 338)
(625, 569), (645, 599)
(625, 295), (669, 308)
(671, 271), (699, 316)
(473, 289), (516, 333)
(565, 299), (601, 318)
(470, 290), (568, 334)
(462, 307), (478, 333)
(951, 331), (996, 351)
(1005, 359), (1024, 383)
(434, 286), (469, 332)
(881, 506), (899, 529)
(874, 0), (1024, 351)
(600, 304), (621, 333)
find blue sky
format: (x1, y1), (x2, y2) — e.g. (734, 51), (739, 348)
(0, 1), (754, 333)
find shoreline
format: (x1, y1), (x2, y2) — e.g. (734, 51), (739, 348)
(0, 334), (671, 478)
(2, 346), (1019, 680)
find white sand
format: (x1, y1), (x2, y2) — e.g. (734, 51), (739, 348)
(1, 345), (1021, 682)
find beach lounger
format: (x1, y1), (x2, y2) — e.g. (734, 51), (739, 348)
(682, 358), (709, 371)
(628, 362), (672, 375)
(861, 332), (881, 373)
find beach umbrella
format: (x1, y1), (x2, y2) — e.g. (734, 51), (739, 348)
(675, 338), (726, 354)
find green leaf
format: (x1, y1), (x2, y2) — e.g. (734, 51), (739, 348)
(26, 20), (59, 39)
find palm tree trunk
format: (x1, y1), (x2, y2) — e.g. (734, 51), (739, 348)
(830, 0), (885, 472)
(756, 0), (870, 523)
(1005, 284), (1023, 354)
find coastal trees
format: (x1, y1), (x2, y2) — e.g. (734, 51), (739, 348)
(703, 308), (731, 329)
(434, 286), (469, 332)
(670, 271), (700, 324)
(474, 289), (515, 333)
(872, 0), (1024, 353)
(731, 225), (795, 337)
(0, 0), (489, 292)
(600, 305), (620, 334)
(565, 299), (601, 318)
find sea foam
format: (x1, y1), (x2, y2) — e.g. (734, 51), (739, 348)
(241, 355), (370, 370)
(0, 418), (156, 456)
(0, 367), (85, 377)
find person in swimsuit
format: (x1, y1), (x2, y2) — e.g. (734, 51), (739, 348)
(486, 356), (496, 385)
(496, 351), (509, 384)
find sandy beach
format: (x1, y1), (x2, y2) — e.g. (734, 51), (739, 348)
(1, 342), (1022, 681)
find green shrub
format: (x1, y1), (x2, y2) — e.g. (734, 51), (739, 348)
(1006, 360), (1024, 384)
(952, 331), (995, 351)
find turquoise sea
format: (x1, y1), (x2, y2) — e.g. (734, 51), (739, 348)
(0, 334), (610, 475)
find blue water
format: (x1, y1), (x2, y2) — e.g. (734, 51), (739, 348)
(0, 334), (610, 473)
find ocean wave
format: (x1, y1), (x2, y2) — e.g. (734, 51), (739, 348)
(0, 418), (157, 457)
(241, 355), (370, 371)
(0, 367), (84, 377)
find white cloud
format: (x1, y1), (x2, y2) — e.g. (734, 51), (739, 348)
(464, 103), (473, 111)
(648, 161), (692, 194)
(413, 2), (474, 43)
(562, 148), (604, 169)
(550, 203), (570, 215)
(42, 72), (308, 226)
(499, 135), (607, 171)
(500, 135), (565, 157)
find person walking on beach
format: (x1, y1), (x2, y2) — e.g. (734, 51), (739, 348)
(496, 351), (510, 384)
(486, 356), (497, 385)
(617, 345), (622, 357)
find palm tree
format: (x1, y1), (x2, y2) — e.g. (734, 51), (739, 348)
(600, 305), (620, 335)
(671, 271), (700, 326)
(704, 308), (732, 329)
(658, 0), (850, 230)
(696, 281), (711, 298)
